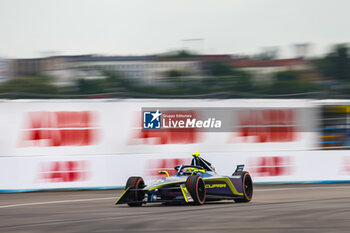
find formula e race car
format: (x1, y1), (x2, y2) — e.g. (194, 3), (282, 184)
(115, 152), (253, 206)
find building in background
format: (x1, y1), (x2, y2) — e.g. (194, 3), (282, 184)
(7, 54), (315, 87)
(231, 58), (310, 84)
(59, 55), (202, 86)
(8, 55), (203, 86)
(9, 57), (65, 76)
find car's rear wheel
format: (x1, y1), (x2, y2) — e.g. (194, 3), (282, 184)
(126, 176), (145, 207)
(187, 175), (206, 205)
(234, 172), (253, 203)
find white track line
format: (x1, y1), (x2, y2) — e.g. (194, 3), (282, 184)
(1, 185), (350, 209)
(0, 197), (115, 209)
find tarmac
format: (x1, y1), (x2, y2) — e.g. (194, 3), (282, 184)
(1, 183), (350, 232)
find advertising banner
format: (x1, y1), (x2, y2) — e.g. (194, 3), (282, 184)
(0, 99), (318, 157)
(1, 151), (349, 192)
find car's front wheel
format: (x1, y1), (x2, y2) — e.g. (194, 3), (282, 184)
(126, 176), (145, 207)
(186, 175), (206, 205)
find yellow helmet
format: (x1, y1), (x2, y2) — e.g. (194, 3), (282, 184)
(192, 151), (200, 157)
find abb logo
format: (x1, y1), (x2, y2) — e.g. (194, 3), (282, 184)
(248, 156), (293, 177)
(37, 160), (89, 183)
(135, 130), (201, 145)
(19, 111), (99, 147)
(146, 158), (191, 178)
(234, 110), (297, 143)
(129, 111), (203, 145)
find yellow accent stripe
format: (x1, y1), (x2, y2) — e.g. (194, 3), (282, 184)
(205, 177), (243, 196)
(191, 169), (205, 176)
(180, 185), (188, 203)
(114, 187), (130, 205)
(158, 170), (170, 177)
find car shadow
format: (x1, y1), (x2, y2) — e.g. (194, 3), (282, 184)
(115, 200), (236, 208)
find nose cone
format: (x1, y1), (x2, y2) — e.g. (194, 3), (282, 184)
(143, 176), (186, 190)
(143, 177), (168, 190)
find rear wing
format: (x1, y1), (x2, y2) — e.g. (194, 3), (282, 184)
(232, 164), (244, 176)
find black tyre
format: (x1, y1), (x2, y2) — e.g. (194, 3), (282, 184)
(125, 176), (145, 207)
(234, 172), (253, 203)
(186, 175), (206, 205)
(185, 175), (193, 193)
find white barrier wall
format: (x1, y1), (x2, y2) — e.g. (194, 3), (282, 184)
(1, 151), (350, 192)
(0, 99), (340, 192)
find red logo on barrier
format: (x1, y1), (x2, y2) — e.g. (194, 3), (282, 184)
(248, 156), (293, 177)
(19, 111), (99, 147)
(340, 157), (350, 175)
(135, 130), (201, 145)
(146, 158), (191, 178)
(232, 110), (297, 143)
(37, 160), (89, 183)
(129, 111), (203, 145)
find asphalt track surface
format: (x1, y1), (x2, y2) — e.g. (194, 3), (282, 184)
(1, 184), (350, 233)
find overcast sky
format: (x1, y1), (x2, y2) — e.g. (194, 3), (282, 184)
(0, 0), (349, 58)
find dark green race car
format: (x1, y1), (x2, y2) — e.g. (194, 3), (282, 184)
(115, 152), (253, 206)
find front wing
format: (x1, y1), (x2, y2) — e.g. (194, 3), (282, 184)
(115, 185), (193, 205)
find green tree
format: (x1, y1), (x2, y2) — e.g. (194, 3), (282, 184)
(0, 76), (58, 98)
(316, 44), (350, 82)
(158, 50), (196, 59)
(206, 62), (233, 76)
(75, 70), (132, 95)
(265, 71), (322, 95)
(165, 69), (186, 78)
(275, 71), (298, 82)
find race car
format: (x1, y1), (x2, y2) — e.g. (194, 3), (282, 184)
(115, 151), (253, 206)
